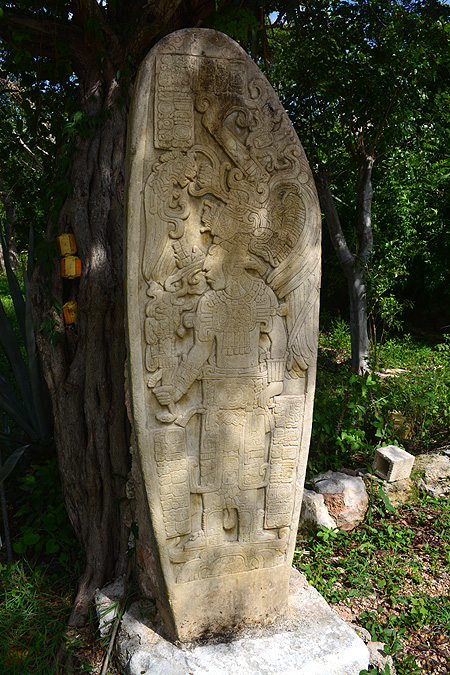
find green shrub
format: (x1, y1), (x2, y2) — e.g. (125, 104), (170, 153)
(311, 324), (450, 476)
(0, 225), (53, 456)
(13, 459), (81, 570)
(310, 364), (393, 475)
(384, 335), (450, 446)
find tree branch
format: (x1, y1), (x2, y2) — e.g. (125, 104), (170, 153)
(369, 83), (401, 155)
(71, 0), (105, 27)
(71, 0), (122, 60)
(11, 131), (45, 170)
(125, 0), (183, 60)
(315, 165), (354, 277)
(0, 12), (91, 73)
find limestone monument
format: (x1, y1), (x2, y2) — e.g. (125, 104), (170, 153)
(125, 28), (321, 643)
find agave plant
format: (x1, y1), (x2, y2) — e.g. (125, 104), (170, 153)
(0, 223), (53, 486)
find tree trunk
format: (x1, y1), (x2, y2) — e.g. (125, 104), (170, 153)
(0, 178), (20, 272)
(352, 154), (374, 373)
(31, 75), (131, 626)
(347, 267), (370, 374)
(316, 156), (374, 374)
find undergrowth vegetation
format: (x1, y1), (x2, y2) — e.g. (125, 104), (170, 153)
(295, 490), (450, 675)
(309, 318), (450, 477)
(0, 459), (85, 673)
(301, 318), (450, 675)
(0, 560), (72, 673)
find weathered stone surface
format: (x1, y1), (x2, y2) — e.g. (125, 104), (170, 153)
(125, 28), (321, 641)
(351, 624), (372, 642)
(106, 569), (369, 675)
(366, 453), (450, 507)
(311, 471), (368, 531)
(367, 641), (396, 675)
(332, 604), (353, 623)
(298, 489), (337, 533)
(373, 445), (415, 482)
(382, 477), (416, 508)
(95, 577), (125, 637)
(413, 453), (450, 497)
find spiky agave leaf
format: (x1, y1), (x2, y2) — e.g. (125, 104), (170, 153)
(0, 221), (53, 447)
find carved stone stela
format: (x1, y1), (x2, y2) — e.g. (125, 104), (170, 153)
(126, 29), (321, 641)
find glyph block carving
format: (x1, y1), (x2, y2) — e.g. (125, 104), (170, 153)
(126, 28), (321, 642)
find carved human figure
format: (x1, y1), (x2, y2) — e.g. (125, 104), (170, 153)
(154, 239), (288, 548)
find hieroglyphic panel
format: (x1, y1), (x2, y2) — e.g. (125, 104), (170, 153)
(154, 55), (194, 149)
(265, 396), (305, 529)
(153, 428), (191, 538)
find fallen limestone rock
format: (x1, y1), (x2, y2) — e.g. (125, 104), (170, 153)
(350, 624), (372, 643)
(382, 477), (416, 508)
(365, 452), (450, 508)
(299, 489), (337, 533)
(95, 576), (126, 638)
(348, 623), (397, 674)
(367, 640), (396, 675)
(413, 453), (450, 497)
(310, 471), (369, 531)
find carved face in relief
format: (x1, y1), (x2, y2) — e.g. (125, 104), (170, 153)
(203, 245), (226, 290)
(177, 155), (197, 188)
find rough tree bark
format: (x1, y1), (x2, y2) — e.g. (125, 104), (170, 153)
(32, 83), (131, 624)
(1, 0), (215, 626)
(316, 154), (374, 374)
(0, 177), (20, 272)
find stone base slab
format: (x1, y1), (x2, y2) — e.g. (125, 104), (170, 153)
(101, 569), (369, 675)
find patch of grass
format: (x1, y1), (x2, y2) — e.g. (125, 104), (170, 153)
(319, 316), (352, 363)
(384, 336), (450, 447)
(295, 492), (450, 675)
(0, 561), (71, 674)
(295, 522), (423, 606)
(0, 457), (103, 673)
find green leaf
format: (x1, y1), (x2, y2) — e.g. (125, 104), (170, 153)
(0, 444), (29, 485)
(72, 111), (83, 123)
(13, 540), (27, 554)
(23, 529), (40, 546)
(45, 538), (60, 554)
(378, 486), (397, 513)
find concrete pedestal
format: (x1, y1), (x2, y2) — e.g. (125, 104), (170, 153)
(97, 569), (369, 675)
